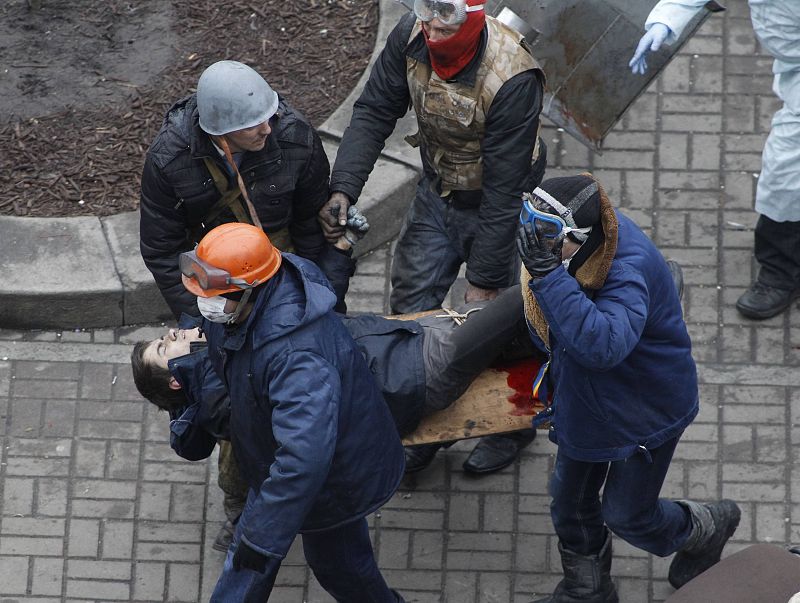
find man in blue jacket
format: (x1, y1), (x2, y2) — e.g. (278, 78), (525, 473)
(177, 221), (405, 602)
(516, 174), (741, 602)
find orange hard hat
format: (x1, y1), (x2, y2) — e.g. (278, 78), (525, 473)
(180, 222), (282, 297)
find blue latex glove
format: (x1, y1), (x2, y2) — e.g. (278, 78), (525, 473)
(629, 23), (671, 75)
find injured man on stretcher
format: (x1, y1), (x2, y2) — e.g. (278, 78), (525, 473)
(131, 276), (539, 464)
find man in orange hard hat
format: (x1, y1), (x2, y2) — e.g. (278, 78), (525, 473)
(179, 222), (405, 602)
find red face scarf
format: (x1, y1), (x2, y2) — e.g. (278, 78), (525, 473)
(422, 1), (485, 81)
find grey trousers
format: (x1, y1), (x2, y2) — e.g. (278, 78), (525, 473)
(418, 285), (530, 415)
(217, 440), (248, 522)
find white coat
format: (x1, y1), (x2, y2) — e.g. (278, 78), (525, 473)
(645, 0), (800, 221)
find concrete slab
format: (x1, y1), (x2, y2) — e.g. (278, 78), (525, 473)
(0, 216), (123, 329)
(102, 211), (173, 325)
(0, 0), (422, 330)
(0, 340), (132, 363)
(319, 0), (423, 170)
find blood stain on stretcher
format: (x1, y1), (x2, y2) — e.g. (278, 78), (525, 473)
(493, 358), (542, 416)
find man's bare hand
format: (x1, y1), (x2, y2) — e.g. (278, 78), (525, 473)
(318, 192), (351, 243)
(464, 284), (499, 304)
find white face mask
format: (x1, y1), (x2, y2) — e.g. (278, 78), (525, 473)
(562, 238), (586, 271)
(197, 295), (236, 324)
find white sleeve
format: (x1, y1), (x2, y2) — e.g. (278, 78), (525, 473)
(645, 0), (709, 44)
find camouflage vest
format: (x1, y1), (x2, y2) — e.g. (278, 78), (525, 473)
(406, 16), (544, 195)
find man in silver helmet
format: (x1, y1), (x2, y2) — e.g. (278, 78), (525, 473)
(140, 60), (338, 320)
(139, 59), (343, 554)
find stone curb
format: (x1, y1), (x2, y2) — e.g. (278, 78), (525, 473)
(0, 0), (420, 330)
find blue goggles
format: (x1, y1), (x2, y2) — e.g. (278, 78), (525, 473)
(519, 189), (593, 240)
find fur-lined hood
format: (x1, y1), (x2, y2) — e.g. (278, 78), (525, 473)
(521, 172), (618, 348)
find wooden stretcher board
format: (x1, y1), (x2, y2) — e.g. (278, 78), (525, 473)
(401, 357), (548, 446)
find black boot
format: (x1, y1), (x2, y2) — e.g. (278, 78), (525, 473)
(668, 499), (741, 589)
(736, 281), (798, 319)
(530, 531), (618, 603)
(404, 443), (443, 473)
(462, 428), (536, 474)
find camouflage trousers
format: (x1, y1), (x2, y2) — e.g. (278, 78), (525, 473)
(217, 440), (248, 522)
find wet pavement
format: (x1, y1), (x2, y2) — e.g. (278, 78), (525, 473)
(1, 0), (799, 601)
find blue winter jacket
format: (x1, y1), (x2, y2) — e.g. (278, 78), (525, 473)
(202, 253), (405, 561)
(530, 212), (698, 462)
(167, 349), (228, 461)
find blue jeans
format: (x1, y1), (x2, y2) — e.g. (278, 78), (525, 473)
(549, 436), (692, 557)
(212, 518), (400, 602)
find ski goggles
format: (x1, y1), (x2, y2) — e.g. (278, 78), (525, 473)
(413, 0), (484, 26)
(519, 188), (593, 239)
(179, 250), (255, 291)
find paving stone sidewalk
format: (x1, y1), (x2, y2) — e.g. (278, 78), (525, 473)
(1, 1), (799, 601)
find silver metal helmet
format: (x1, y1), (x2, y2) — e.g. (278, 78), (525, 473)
(196, 60), (279, 136)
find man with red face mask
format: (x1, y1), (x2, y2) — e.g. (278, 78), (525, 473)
(320, 0), (547, 474)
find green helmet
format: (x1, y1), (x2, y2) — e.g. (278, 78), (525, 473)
(196, 60), (279, 136)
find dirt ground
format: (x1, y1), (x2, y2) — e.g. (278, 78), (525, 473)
(0, 0), (378, 217)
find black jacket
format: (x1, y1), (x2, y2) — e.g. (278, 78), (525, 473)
(310, 247), (426, 436)
(140, 94), (331, 318)
(331, 13), (546, 290)
(341, 314), (426, 436)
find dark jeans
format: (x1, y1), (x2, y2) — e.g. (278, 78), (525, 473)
(754, 214), (800, 290)
(389, 179), (520, 314)
(418, 284), (529, 413)
(212, 517), (398, 602)
(549, 436), (692, 557)
(303, 519), (399, 602)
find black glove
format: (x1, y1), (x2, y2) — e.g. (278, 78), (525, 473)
(232, 539), (269, 573)
(516, 222), (563, 279)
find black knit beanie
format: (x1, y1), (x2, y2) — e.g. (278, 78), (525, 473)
(535, 175), (604, 277)
(535, 175), (601, 229)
